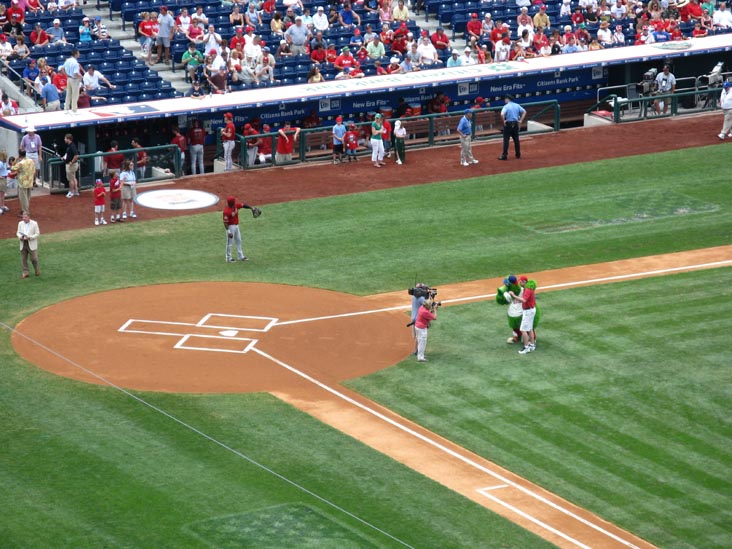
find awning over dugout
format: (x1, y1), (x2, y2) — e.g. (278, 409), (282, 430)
(1, 33), (730, 133)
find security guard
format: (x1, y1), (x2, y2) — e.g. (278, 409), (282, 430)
(498, 94), (526, 161)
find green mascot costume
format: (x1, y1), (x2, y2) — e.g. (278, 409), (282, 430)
(496, 274), (541, 344)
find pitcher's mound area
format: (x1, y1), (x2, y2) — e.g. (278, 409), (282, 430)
(13, 282), (413, 393)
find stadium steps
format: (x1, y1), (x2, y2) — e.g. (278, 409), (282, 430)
(81, 1), (188, 95)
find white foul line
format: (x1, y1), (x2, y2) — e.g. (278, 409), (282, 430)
(252, 346), (642, 549)
(272, 259), (732, 326)
(477, 489), (592, 549)
(0, 323), (414, 549)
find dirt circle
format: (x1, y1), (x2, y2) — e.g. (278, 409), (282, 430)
(12, 282), (414, 393)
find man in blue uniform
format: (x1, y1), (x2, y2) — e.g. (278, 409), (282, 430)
(498, 94), (526, 161)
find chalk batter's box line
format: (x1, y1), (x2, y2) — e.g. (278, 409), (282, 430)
(196, 313), (279, 333)
(174, 334), (258, 354)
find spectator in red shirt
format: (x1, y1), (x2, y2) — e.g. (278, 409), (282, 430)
(431, 27), (450, 50)
(692, 21), (707, 36)
(571, 7), (585, 25)
(275, 121), (299, 164)
(681, 0), (704, 22)
(7, 2), (24, 25)
(325, 43), (338, 62)
(466, 12), (482, 41)
(52, 66), (67, 93)
(334, 46), (358, 70)
(30, 22), (49, 46)
(229, 26), (246, 50)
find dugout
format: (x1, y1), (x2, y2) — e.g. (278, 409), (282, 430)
(0, 33), (729, 182)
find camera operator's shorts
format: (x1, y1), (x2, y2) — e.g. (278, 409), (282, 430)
(520, 307), (536, 332)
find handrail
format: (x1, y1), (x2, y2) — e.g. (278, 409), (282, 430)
(215, 99), (561, 170)
(586, 87), (722, 123)
(45, 144), (182, 193)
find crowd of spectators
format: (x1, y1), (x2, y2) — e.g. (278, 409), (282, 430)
(1, 0), (172, 113)
(451, 0), (731, 61)
(136, 0), (732, 95)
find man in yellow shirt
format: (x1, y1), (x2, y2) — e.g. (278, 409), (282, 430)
(11, 150), (36, 215)
(533, 5), (551, 30)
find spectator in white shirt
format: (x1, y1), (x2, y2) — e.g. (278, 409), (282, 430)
(312, 6), (330, 31)
(82, 65), (117, 92)
(713, 2), (732, 26)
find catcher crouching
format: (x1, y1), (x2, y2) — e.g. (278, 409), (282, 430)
(223, 195), (262, 263)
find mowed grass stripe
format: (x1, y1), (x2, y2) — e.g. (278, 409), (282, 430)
(0, 339), (551, 548)
(347, 268), (732, 549)
(1, 146), (731, 308)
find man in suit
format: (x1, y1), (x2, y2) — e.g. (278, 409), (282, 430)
(17, 211), (40, 278)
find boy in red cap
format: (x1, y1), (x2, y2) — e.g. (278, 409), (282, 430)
(344, 123), (359, 161)
(108, 170), (121, 222)
(93, 179), (107, 226)
(222, 195), (259, 262)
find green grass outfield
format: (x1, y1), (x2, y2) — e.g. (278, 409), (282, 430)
(0, 145), (730, 547)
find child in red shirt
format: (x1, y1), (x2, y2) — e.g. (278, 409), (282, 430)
(93, 179), (107, 226)
(108, 171), (122, 222)
(344, 123), (359, 162)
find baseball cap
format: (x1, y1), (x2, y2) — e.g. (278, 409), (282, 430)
(464, 108), (472, 114)
(234, 64), (241, 71)
(374, 113), (382, 118)
(262, 46), (270, 52)
(95, 179), (103, 185)
(227, 195), (236, 204)
(224, 112), (233, 118)
(464, 46), (471, 51)
(475, 96), (484, 103)
(342, 46), (350, 52)
(95, 15), (101, 20)
(724, 81), (732, 89)
(471, 12), (478, 17)
(336, 115), (343, 122)
(209, 49), (217, 55)
(518, 275), (528, 283)
(53, 18), (61, 24)
(317, 5), (324, 9)
(507, 275), (517, 284)
(390, 56), (400, 63)
(160, 5), (167, 11)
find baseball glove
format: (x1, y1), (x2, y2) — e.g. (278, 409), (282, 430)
(251, 207), (262, 218)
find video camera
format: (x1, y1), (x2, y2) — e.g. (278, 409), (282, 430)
(699, 61), (725, 88)
(408, 285), (438, 300)
(636, 67), (658, 95)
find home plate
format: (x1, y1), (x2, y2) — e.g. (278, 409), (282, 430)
(219, 329), (239, 337)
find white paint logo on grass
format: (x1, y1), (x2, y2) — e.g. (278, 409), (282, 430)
(135, 189), (220, 210)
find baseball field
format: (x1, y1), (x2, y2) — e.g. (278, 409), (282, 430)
(1, 115), (731, 548)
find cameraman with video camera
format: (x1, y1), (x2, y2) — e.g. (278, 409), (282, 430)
(409, 283), (428, 355)
(415, 298), (439, 363)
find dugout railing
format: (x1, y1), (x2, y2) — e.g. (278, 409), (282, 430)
(45, 144), (183, 194)
(217, 99), (561, 170)
(585, 87), (726, 124)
